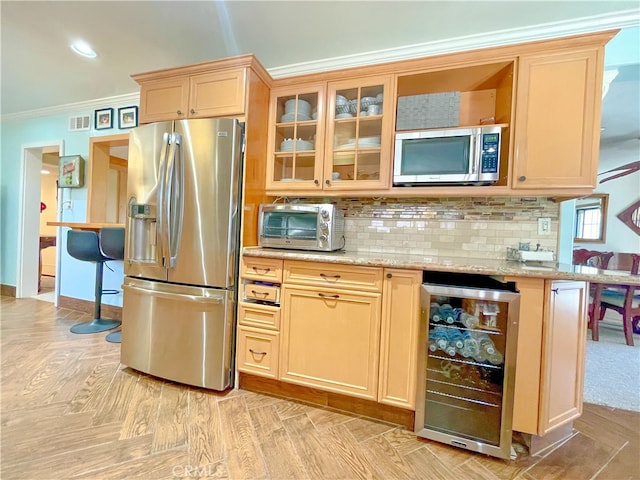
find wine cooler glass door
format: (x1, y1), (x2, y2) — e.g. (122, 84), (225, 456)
(416, 282), (520, 460)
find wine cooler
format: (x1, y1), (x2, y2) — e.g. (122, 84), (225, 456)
(415, 273), (520, 459)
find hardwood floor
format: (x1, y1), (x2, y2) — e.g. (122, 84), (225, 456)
(1, 295), (639, 480)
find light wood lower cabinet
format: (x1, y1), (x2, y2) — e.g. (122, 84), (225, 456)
(279, 284), (381, 400)
(539, 280), (588, 434)
(378, 269), (421, 409)
(237, 325), (280, 379)
(510, 277), (588, 435)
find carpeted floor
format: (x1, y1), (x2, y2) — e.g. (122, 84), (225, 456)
(584, 316), (640, 412)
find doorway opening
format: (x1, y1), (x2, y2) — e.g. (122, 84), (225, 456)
(16, 141), (64, 302)
(33, 150), (60, 303)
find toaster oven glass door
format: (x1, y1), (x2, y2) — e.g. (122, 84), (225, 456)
(262, 211), (318, 240)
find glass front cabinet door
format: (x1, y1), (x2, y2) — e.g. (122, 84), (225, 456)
(266, 84), (326, 191)
(324, 76), (393, 190)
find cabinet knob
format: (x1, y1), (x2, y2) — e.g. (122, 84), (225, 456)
(325, 179), (331, 186)
(386, 273), (393, 279)
(190, 108), (196, 115)
(518, 175), (526, 182)
(176, 110), (183, 116)
(314, 179), (319, 186)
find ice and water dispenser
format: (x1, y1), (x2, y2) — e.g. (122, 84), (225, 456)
(127, 202), (157, 263)
(416, 271), (520, 459)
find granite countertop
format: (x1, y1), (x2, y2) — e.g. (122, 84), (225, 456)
(242, 247), (640, 286)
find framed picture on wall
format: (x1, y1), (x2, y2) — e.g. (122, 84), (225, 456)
(94, 108), (113, 130)
(58, 155), (85, 188)
(118, 106), (138, 129)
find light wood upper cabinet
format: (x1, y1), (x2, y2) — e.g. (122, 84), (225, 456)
(512, 47), (603, 189)
(510, 277), (588, 436)
(138, 69), (246, 124)
(189, 69), (246, 118)
(266, 84), (326, 190)
(324, 75), (393, 191)
(266, 76), (393, 193)
(138, 77), (190, 123)
(378, 269), (421, 410)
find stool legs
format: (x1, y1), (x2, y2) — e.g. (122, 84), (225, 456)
(70, 261), (121, 334)
(105, 329), (122, 343)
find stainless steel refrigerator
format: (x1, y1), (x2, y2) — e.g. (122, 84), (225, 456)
(121, 118), (243, 391)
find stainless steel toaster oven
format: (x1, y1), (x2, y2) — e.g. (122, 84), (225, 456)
(258, 203), (345, 252)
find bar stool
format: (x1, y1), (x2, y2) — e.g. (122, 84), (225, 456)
(67, 230), (121, 334)
(99, 228), (125, 343)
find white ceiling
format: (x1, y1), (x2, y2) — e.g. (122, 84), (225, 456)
(1, 1), (639, 117)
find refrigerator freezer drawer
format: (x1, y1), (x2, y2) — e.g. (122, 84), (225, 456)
(121, 278), (235, 390)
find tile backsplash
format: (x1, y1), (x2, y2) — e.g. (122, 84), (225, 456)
(332, 197), (560, 259)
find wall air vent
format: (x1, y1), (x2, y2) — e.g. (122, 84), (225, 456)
(68, 115), (90, 131)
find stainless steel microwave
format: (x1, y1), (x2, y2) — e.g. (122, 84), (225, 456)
(393, 125), (502, 186)
(258, 203), (345, 252)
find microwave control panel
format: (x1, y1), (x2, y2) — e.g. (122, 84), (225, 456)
(480, 133), (500, 174)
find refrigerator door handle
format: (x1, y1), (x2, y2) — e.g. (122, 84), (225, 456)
(123, 283), (224, 304)
(156, 132), (171, 267)
(165, 132), (184, 268)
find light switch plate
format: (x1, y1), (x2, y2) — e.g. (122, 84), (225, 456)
(538, 217), (551, 235)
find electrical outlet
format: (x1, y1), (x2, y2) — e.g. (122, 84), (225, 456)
(538, 217), (551, 235)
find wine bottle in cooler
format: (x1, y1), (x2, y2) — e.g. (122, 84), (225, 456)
(487, 350), (504, 365)
(476, 333), (496, 355)
(438, 304), (457, 324)
(430, 302), (442, 323)
(447, 329), (464, 349)
(461, 330), (479, 357)
(430, 327), (449, 350)
(458, 311), (480, 329)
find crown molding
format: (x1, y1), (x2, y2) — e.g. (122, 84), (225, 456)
(1, 92), (140, 123)
(2, 9), (638, 123)
(268, 9), (640, 78)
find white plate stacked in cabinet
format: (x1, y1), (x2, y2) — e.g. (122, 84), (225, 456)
(237, 257), (283, 379)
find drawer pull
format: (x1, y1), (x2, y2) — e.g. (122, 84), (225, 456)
(252, 266), (271, 274)
(318, 293), (340, 299)
(320, 273), (341, 281)
(250, 290), (270, 298)
(249, 348), (267, 357)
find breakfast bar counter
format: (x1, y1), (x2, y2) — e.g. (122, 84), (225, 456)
(242, 246), (640, 286)
(47, 222), (125, 231)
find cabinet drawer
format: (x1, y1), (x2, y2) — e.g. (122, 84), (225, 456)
(284, 260), (382, 292)
(242, 283), (281, 305)
(237, 326), (279, 379)
(238, 302), (280, 330)
(241, 257), (283, 283)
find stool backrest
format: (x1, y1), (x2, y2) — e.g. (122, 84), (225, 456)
(100, 228), (125, 260)
(67, 230), (106, 263)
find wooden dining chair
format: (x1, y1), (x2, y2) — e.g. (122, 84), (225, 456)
(573, 249), (614, 268)
(590, 253), (640, 346)
(576, 250), (614, 325)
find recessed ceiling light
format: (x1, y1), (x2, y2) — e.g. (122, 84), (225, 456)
(70, 40), (97, 59)
(41, 169), (51, 175)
